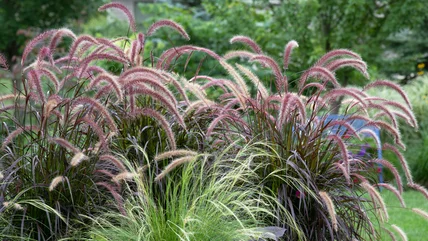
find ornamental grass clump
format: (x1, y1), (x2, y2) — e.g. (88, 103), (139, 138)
(0, 3), (191, 239)
(172, 35), (426, 239)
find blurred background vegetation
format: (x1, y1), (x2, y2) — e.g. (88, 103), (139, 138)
(0, 0), (427, 186)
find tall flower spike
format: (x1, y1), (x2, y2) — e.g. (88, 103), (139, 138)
(319, 191), (338, 232)
(223, 50), (255, 60)
(383, 143), (412, 184)
(70, 152), (89, 166)
(87, 74), (123, 102)
(283, 40), (298, 70)
(155, 156), (195, 181)
(98, 2), (136, 32)
(155, 149), (198, 161)
(147, 19), (190, 40)
(299, 66), (339, 90)
(391, 225), (407, 241)
(49, 176), (66, 191)
(49, 28), (76, 53)
(250, 55), (286, 92)
(230, 36), (263, 54)
(72, 97), (118, 133)
(49, 137), (81, 154)
(315, 49), (362, 67)
(376, 183), (405, 207)
(99, 154), (126, 171)
(2, 126), (39, 150)
(363, 80), (412, 110)
(21, 29), (56, 66)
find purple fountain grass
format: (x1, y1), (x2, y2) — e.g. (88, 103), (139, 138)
(283, 40), (299, 70)
(235, 63), (269, 99)
(132, 107), (177, 150)
(72, 97), (118, 133)
(299, 66), (339, 90)
(325, 120), (360, 140)
(155, 156), (195, 181)
(147, 19), (190, 40)
(218, 60), (250, 98)
(87, 73), (123, 101)
(21, 29), (56, 66)
(250, 55), (286, 92)
(206, 113), (249, 138)
(119, 66), (172, 84)
(36, 47), (53, 67)
(363, 80), (412, 110)
(298, 82), (326, 95)
(315, 49), (362, 67)
(27, 69), (45, 102)
(49, 137), (81, 154)
(157, 45), (220, 70)
(319, 191), (338, 232)
(154, 149), (198, 161)
(77, 53), (128, 78)
(376, 183), (405, 207)
(360, 181), (388, 222)
(391, 225), (408, 241)
(68, 35), (98, 58)
(95, 181), (126, 215)
(325, 59), (369, 78)
(322, 88), (367, 110)
(366, 121), (404, 149)
(366, 102), (398, 128)
(39, 68), (60, 93)
(2, 125), (39, 150)
(383, 143), (413, 185)
(49, 176), (67, 191)
(98, 2), (136, 32)
(407, 183), (428, 200)
(327, 134), (350, 174)
(96, 38), (129, 61)
(412, 208), (428, 220)
(49, 28), (76, 53)
(357, 128), (381, 150)
(122, 77), (177, 106)
(128, 87), (185, 128)
(370, 159), (403, 194)
(229, 35), (263, 54)
(223, 50), (255, 60)
(112, 172), (135, 183)
(77, 116), (108, 151)
(99, 155), (127, 172)
(334, 162), (351, 185)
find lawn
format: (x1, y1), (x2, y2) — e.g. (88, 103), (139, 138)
(379, 190), (428, 240)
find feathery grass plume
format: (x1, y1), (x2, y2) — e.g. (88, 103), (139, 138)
(299, 66), (339, 89)
(96, 37), (129, 61)
(0, 53), (9, 70)
(112, 172), (135, 183)
(123, 77), (177, 106)
(2, 125), (39, 150)
(155, 156), (195, 181)
(27, 69), (45, 102)
(236, 63), (269, 99)
(0, 171), (3, 180)
(205, 114), (246, 138)
(147, 19), (190, 40)
(68, 35), (98, 58)
(326, 120), (360, 139)
(298, 82), (326, 95)
(360, 182), (388, 222)
(154, 149), (198, 161)
(98, 2), (136, 32)
(87, 73), (123, 101)
(219, 60), (250, 97)
(319, 191), (337, 232)
(382, 100), (417, 128)
(407, 183), (428, 200)
(0, 94), (24, 102)
(383, 143), (412, 184)
(99, 154), (127, 171)
(229, 35), (263, 54)
(315, 49), (362, 67)
(39, 68), (60, 93)
(376, 183), (405, 207)
(283, 40), (298, 70)
(133, 108), (177, 150)
(21, 29), (56, 65)
(367, 102), (398, 128)
(49, 176), (66, 191)
(250, 55), (286, 92)
(36, 46), (52, 67)
(412, 208), (428, 221)
(2, 202), (24, 211)
(49, 28), (76, 53)
(276, 93), (292, 127)
(73, 97), (118, 133)
(70, 152), (89, 166)
(49, 137), (81, 154)
(334, 163), (350, 185)
(96, 182), (126, 215)
(391, 225), (408, 241)
(77, 117), (107, 150)
(325, 59), (369, 78)
(128, 88), (185, 128)
(77, 53), (128, 77)
(159, 45), (220, 70)
(358, 128), (381, 150)
(363, 80), (412, 110)
(200, 78), (229, 92)
(382, 227), (398, 241)
(370, 159), (403, 194)
(223, 50), (255, 60)
(327, 134), (350, 173)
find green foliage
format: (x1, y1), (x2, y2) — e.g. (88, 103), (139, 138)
(86, 143), (285, 241)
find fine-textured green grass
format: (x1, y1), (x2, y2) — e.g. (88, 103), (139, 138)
(379, 190), (428, 240)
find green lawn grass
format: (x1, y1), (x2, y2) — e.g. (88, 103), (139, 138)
(379, 190), (428, 240)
